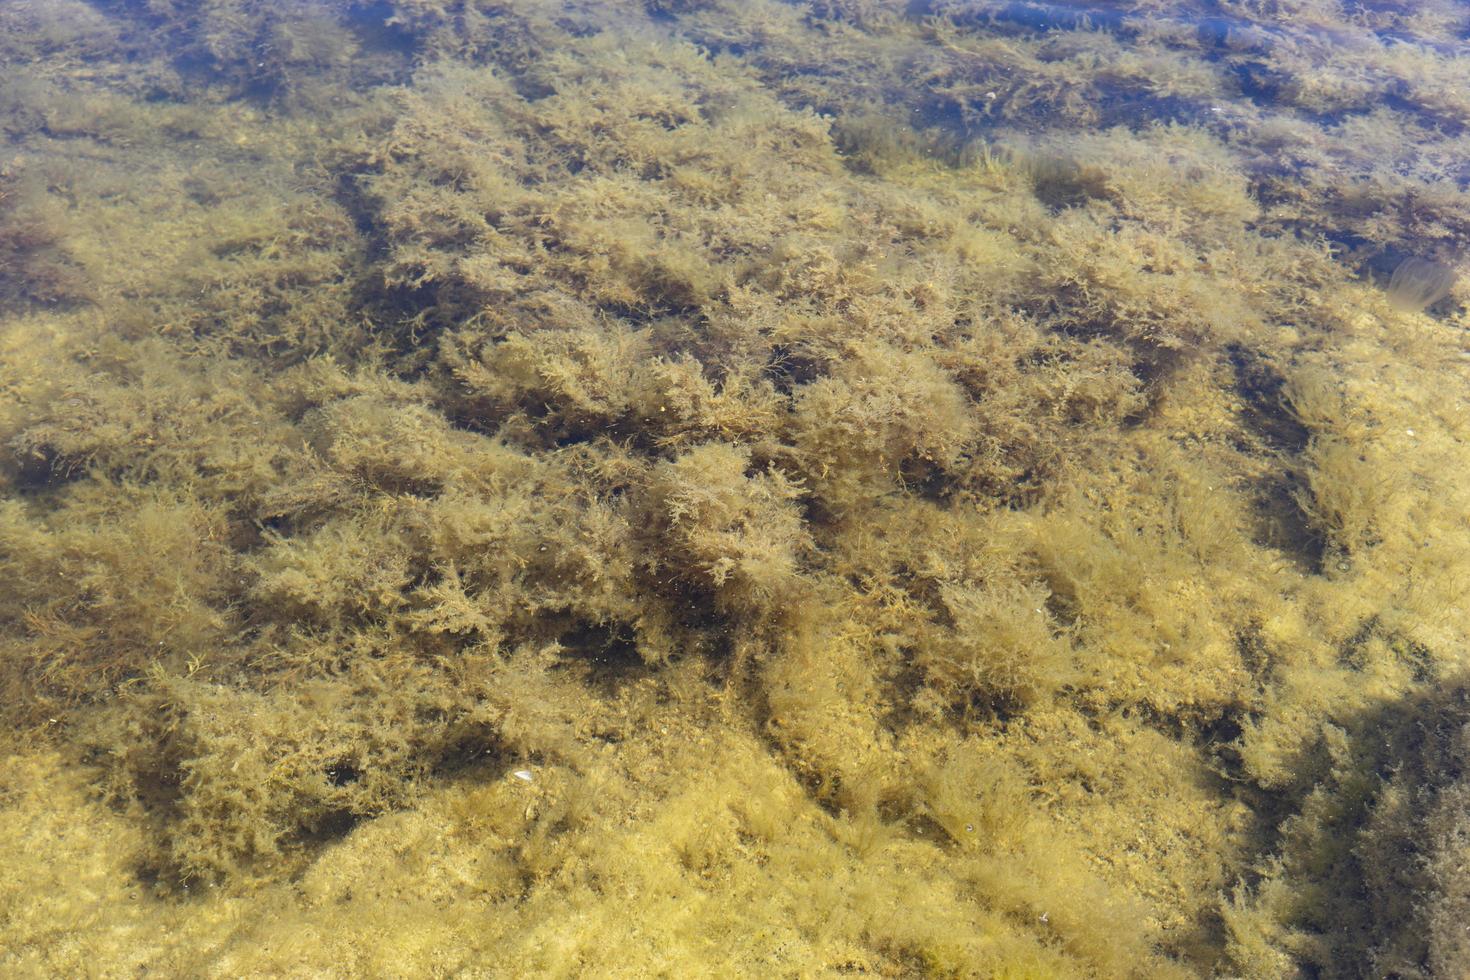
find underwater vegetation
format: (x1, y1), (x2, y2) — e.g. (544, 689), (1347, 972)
(2, 0), (1470, 977)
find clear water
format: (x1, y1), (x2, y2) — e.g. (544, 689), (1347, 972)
(2, 2), (1469, 976)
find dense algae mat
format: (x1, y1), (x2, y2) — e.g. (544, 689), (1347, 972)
(3, 0), (1470, 975)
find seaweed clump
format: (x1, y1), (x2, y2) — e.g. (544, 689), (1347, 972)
(2, 1), (1470, 977)
(1224, 682), (1470, 978)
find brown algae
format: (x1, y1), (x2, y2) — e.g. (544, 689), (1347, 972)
(3, 1), (1470, 977)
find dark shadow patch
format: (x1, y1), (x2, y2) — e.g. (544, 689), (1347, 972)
(1247, 465), (1324, 574)
(1231, 60), (1289, 108)
(899, 456), (957, 504)
(431, 725), (503, 777)
(1227, 344), (1310, 455)
(1226, 345), (1325, 572)
(1224, 678), (1470, 976)
(6, 444), (84, 492)
(561, 621), (648, 694)
(1235, 624), (1273, 683)
(763, 343), (825, 396)
(342, 0), (421, 71)
(296, 807), (360, 849)
(324, 760), (361, 786)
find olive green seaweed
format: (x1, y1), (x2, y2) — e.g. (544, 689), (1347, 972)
(2, 0), (1470, 977)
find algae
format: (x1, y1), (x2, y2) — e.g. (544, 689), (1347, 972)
(3, 1), (1470, 977)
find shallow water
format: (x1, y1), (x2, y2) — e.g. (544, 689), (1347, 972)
(3, 1), (1470, 977)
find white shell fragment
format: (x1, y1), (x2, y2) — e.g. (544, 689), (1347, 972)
(511, 769), (535, 783)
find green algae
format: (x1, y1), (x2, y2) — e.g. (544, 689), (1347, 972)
(3, 1), (1470, 977)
